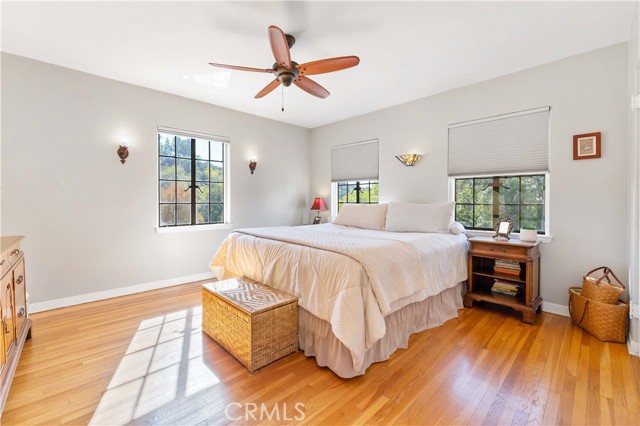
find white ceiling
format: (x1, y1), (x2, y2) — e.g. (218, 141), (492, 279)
(1, 1), (636, 128)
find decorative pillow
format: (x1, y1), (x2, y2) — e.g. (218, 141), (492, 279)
(385, 202), (455, 233)
(333, 203), (388, 230)
(450, 221), (465, 235)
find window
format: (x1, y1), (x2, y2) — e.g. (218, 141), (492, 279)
(330, 139), (379, 216)
(454, 174), (546, 232)
(448, 107), (550, 235)
(335, 180), (379, 213)
(158, 130), (228, 227)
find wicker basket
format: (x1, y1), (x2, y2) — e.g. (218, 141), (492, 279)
(582, 267), (625, 304)
(202, 277), (298, 372)
(568, 287), (628, 343)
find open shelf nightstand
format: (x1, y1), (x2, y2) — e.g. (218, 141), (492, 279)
(464, 236), (542, 324)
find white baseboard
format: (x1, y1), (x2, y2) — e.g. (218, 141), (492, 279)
(541, 301), (569, 317)
(629, 338), (640, 357)
(29, 271), (215, 313)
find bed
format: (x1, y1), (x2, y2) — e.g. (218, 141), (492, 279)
(209, 222), (468, 378)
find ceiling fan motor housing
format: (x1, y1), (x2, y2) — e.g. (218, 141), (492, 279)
(274, 62), (299, 87)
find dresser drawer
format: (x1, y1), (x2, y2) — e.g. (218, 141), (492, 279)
(1, 244), (22, 278)
(13, 260), (26, 338)
(471, 242), (528, 260)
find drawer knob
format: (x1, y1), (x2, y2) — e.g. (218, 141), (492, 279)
(16, 275), (24, 285)
(9, 249), (19, 256)
(0, 260), (4, 266)
(18, 308), (25, 318)
(3, 322), (9, 334)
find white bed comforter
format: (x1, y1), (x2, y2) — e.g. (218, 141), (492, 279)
(209, 224), (468, 371)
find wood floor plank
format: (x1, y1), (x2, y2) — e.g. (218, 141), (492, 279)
(2, 282), (639, 425)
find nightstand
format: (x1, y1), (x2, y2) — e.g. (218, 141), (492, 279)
(464, 236), (542, 324)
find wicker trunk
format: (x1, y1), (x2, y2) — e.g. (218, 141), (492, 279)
(202, 278), (298, 372)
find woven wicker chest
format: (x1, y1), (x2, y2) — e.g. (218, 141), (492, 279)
(202, 278), (298, 372)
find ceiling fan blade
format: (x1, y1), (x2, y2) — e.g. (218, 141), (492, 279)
(209, 63), (274, 73)
(293, 76), (330, 99)
(268, 25), (291, 68)
(297, 56), (360, 76)
(255, 79), (281, 98)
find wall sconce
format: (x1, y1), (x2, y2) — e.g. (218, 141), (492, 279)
(395, 154), (421, 166)
(249, 156), (257, 174)
(117, 140), (130, 164)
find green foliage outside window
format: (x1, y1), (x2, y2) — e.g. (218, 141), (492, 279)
(455, 175), (545, 232)
(337, 181), (379, 212)
(158, 133), (225, 227)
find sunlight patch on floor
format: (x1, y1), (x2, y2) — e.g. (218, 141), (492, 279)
(89, 306), (220, 425)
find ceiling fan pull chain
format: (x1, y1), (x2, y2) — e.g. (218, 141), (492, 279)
(281, 85), (285, 112)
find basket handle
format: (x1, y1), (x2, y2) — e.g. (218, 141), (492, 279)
(568, 297), (589, 326)
(583, 266), (625, 289)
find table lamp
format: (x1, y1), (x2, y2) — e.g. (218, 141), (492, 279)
(310, 198), (328, 224)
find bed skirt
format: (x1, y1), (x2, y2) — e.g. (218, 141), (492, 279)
(298, 282), (465, 378)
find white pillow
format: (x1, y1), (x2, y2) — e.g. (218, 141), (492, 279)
(333, 203), (388, 230)
(450, 221), (465, 235)
(385, 202), (455, 233)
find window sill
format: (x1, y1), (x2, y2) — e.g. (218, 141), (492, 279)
(464, 229), (553, 243)
(155, 223), (232, 234)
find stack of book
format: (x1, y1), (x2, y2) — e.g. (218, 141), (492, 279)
(493, 260), (522, 277)
(491, 280), (521, 296)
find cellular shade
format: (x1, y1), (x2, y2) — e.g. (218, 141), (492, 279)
(448, 107), (550, 177)
(157, 126), (230, 143)
(331, 139), (379, 182)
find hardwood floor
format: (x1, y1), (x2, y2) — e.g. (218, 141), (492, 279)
(2, 281), (639, 425)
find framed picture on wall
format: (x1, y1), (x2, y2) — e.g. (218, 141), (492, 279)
(573, 132), (601, 160)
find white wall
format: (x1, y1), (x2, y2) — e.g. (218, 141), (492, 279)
(1, 53), (310, 305)
(627, 4), (639, 351)
(310, 43), (629, 308)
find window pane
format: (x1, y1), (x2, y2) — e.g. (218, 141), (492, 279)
(196, 182), (209, 203)
(160, 205), (176, 226)
(177, 181), (191, 203)
(522, 205), (544, 231)
(211, 142), (223, 162)
(176, 136), (191, 158)
(456, 204), (473, 228)
(159, 157), (175, 180)
(177, 159), (191, 181)
(370, 183), (379, 203)
(347, 184), (357, 202)
(474, 178), (493, 204)
(455, 179), (473, 203)
(474, 204), (492, 228)
(360, 183), (370, 203)
(159, 134), (175, 157)
(338, 185), (348, 203)
(196, 160), (209, 181)
(195, 139), (209, 160)
(210, 162), (223, 182)
(196, 204), (209, 224)
(177, 205), (191, 225)
(159, 181), (176, 203)
(499, 176), (520, 204)
(499, 204), (520, 230)
(522, 175), (545, 204)
(210, 183), (223, 203)
(210, 204), (223, 223)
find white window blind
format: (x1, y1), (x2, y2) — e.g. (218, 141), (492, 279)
(331, 139), (379, 182)
(448, 107), (550, 177)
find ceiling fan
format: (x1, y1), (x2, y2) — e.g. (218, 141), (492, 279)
(209, 25), (360, 100)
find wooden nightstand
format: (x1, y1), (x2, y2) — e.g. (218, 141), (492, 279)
(464, 236), (542, 324)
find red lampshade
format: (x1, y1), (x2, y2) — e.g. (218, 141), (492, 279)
(310, 197), (328, 211)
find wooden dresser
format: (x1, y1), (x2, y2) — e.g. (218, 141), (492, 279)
(0, 236), (31, 414)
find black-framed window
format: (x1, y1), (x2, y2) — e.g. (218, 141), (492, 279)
(336, 180), (379, 213)
(158, 132), (226, 227)
(454, 174), (545, 233)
